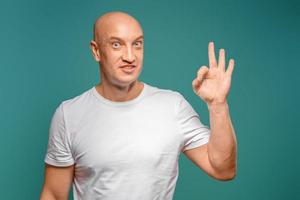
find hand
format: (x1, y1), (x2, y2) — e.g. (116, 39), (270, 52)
(192, 42), (235, 106)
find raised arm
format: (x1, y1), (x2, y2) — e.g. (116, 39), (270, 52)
(184, 42), (237, 181)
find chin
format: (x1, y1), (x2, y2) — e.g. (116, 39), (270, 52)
(117, 69), (142, 84)
(113, 77), (139, 87)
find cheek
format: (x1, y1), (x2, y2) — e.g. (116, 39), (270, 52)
(136, 51), (144, 60)
(103, 52), (122, 66)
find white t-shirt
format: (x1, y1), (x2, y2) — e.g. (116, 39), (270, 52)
(44, 81), (211, 200)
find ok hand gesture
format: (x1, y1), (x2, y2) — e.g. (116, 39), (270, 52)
(192, 42), (235, 106)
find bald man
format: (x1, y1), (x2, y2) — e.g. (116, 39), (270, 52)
(40, 11), (237, 200)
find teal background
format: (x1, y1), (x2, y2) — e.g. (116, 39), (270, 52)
(0, 0), (299, 199)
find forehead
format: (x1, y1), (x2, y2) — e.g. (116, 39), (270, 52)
(108, 24), (143, 40)
(98, 18), (143, 42)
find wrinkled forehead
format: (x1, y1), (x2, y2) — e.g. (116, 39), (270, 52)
(95, 18), (144, 43)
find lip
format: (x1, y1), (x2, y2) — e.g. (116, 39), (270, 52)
(119, 65), (136, 73)
(120, 65), (136, 68)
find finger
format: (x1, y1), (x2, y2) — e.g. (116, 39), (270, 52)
(197, 65), (209, 83)
(226, 59), (235, 77)
(193, 66), (209, 94)
(218, 48), (225, 71)
(208, 42), (217, 68)
(192, 78), (201, 93)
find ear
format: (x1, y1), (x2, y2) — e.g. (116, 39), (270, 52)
(90, 40), (101, 62)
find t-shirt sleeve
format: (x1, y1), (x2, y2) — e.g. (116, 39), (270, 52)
(175, 92), (211, 152)
(44, 103), (75, 167)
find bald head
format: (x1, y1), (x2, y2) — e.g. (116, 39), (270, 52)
(89, 11), (144, 87)
(93, 11), (143, 44)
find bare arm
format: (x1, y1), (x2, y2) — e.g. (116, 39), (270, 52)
(183, 103), (237, 180)
(207, 102), (236, 175)
(40, 163), (75, 200)
(186, 42), (237, 180)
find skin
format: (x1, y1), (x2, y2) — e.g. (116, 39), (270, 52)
(90, 12), (237, 180)
(40, 12), (146, 200)
(40, 11), (237, 200)
(185, 42), (237, 181)
(90, 11), (145, 102)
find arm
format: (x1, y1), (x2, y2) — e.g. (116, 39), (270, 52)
(184, 102), (237, 181)
(40, 163), (75, 200)
(207, 102), (236, 178)
(184, 42), (237, 181)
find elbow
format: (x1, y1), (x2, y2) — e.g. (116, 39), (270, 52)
(210, 158), (237, 181)
(213, 166), (237, 181)
(209, 153), (237, 181)
(215, 170), (236, 181)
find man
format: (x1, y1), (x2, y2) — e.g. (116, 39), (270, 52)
(40, 11), (237, 200)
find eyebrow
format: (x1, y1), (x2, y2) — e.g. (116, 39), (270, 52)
(108, 35), (144, 41)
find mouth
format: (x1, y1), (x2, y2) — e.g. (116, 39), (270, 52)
(120, 65), (136, 69)
(119, 65), (136, 73)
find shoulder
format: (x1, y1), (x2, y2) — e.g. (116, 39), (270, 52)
(56, 87), (94, 114)
(145, 82), (183, 102)
(146, 83), (197, 115)
(144, 83), (188, 115)
(50, 87), (95, 133)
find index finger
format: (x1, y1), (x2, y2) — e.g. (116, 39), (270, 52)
(208, 42), (217, 68)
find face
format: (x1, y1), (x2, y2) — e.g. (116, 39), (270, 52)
(91, 17), (144, 87)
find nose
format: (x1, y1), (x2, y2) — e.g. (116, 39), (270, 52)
(122, 47), (135, 63)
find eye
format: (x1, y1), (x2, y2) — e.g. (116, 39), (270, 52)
(111, 42), (121, 49)
(134, 41), (143, 48)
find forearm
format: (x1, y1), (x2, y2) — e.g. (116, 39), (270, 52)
(207, 101), (237, 175)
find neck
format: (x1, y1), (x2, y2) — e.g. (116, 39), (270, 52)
(95, 80), (144, 102)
